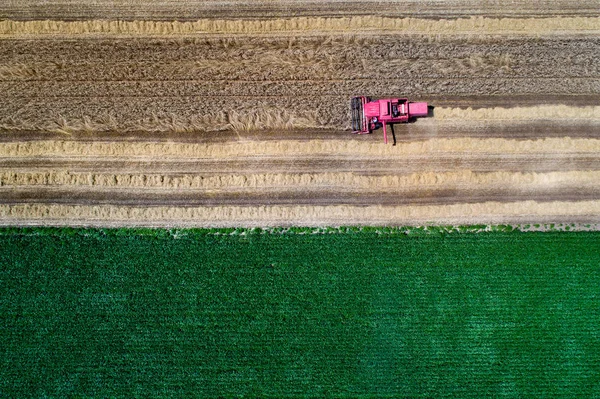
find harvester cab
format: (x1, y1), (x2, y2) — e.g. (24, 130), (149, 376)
(351, 96), (429, 144)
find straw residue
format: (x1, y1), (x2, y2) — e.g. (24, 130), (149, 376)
(2, 201), (599, 227)
(1, 170), (598, 192)
(434, 105), (600, 121)
(0, 17), (598, 37)
(2, 138), (599, 159)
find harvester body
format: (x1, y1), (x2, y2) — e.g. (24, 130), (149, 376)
(351, 96), (428, 143)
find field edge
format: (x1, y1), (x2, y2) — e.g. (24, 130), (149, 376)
(1, 223), (599, 238)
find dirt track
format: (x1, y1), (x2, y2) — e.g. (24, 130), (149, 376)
(0, 7), (599, 226)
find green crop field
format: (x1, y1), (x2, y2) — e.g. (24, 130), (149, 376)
(1, 227), (599, 398)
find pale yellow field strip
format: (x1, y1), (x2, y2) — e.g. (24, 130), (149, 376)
(2, 138), (599, 159)
(1, 171), (598, 192)
(1, 201), (599, 227)
(0, 16), (598, 37)
(433, 105), (600, 121)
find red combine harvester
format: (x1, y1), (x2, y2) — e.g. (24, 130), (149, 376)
(351, 96), (429, 144)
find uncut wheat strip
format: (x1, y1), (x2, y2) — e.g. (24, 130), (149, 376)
(2, 138), (600, 159)
(0, 109), (331, 133)
(0, 17), (599, 37)
(1, 201), (600, 226)
(0, 110), (329, 133)
(1, 170), (599, 192)
(1, 106), (598, 134)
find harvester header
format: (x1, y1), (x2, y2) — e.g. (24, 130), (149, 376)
(351, 96), (429, 144)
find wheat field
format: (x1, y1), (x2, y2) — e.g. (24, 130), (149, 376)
(0, 2), (599, 226)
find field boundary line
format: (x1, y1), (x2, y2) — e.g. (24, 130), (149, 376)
(2, 224), (599, 236)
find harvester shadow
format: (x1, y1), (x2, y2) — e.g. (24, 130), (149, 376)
(427, 105), (435, 118)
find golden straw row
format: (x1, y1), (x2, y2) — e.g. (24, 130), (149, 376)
(1, 201), (599, 227)
(0, 170), (598, 191)
(0, 17), (599, 37)
(2, 138), (599, 158)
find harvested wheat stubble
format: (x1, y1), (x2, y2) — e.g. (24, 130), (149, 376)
(1, 17), (599, 37)
(1, 170), (599, 193)
(2, 201), (600, 227)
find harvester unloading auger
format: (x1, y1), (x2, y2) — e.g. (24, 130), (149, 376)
(351, 96), (429, 144)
